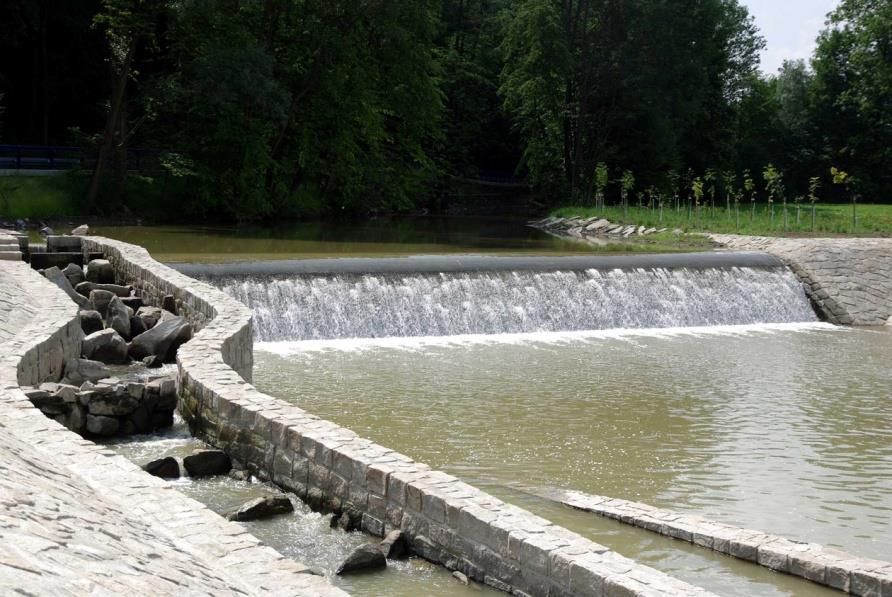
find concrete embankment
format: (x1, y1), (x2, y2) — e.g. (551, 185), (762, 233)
(532, 217), (892, 326)
(82, 235), (715, 596)
(0, 231), (344, 596)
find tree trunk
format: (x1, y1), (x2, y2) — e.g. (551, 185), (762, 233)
(87, 37), (137, 212)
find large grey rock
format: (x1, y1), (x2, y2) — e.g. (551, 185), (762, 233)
(79, 310), (104, 335)
(85, 259), (115, 284)
(82, 328), (129, 364)
(44, 266), (90, 308)
(76, 282), (133, 298)
(71, 224), (89, 235)
(144, 457), (180, 479)
(161, 294), (177, 315)
(85, 392), (139, 416)
(85, 414), (119, 436)
(128, 316), (192, 362)
(136, 306), (162, 330)
(129, 315), (147, 338)
(226, 495), (294, 521)
(63, 358), (110, 385)
(182, 450), (231, 477)
(336, 544), (387, 575)
(146, 378), (177, 410)
(379, 530), (407, 559)
(89, 289), (116, 317)
(121, 296), (143, 311)
(106, 295), (132, 340)
(62, 263), (85, 287)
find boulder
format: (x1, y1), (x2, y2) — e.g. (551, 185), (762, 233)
(85, 259), (115, 284)
(67, 404), (86, 433)
(379, 530), (407, 559)
(44, 266), (90, 308)
(63, 358), (110, 385)
(82, 328), (129, 364)
(128, 316), (192, 362)
(25, 389), (67, 414)
(129, 315), (147, 338)
(62, 263), (85, 287)
(39, 226), (54, 237)
(85, 414), (119, 436)
(161, 294), (177, 315)
(121, 296), (143, 311)
(79, 310), (104, 335)
(452, 571), (469, 585)
(85, 392), (139, 417)
(71, 224), (89, 235)
(142, 355), (163, 369)
(106, 296), (132, 340)
(336, 544), (387, 575)
(182, 450), (231, 477)
(136, 306), (162, 330)
(226, 495), (294, 521)
(144, 457), (180, 479)
(89, 289), (116, 317)
(76, 282), (133, 298)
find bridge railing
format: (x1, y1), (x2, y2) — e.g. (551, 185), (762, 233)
(0, 145), (157, 172)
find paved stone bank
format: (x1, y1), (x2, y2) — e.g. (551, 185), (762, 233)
(85, 236), (714, 596)
(0, 257), (344, 596)
(708, 235), (892, 326)
(556, 490), (892, 596)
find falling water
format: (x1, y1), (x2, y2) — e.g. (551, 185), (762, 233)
(212, 267), (817, 341)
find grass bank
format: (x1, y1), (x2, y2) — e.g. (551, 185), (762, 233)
(551, 203), (892, 236)
(0, 174), (82, 219)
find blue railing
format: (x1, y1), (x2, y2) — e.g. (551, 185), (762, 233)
(0, 145), (156, 171)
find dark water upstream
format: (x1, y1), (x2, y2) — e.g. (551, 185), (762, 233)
(80, 216), (694, 263)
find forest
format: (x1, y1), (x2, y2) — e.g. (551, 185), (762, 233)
(0, 0), (889, 220)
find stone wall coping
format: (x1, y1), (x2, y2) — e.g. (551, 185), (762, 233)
(82, 236), (716, 596)
(558, 490), (892, 596)
(0, 257), (344, 596)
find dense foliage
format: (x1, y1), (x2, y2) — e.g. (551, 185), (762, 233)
(0, 0), (889, 220)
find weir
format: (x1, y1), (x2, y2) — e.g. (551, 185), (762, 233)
(196, 254), (817, 342)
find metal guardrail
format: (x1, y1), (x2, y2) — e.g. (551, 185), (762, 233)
(0, 145), (155, 171)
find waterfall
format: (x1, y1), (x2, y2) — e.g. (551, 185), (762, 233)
(210, 267), (817, 342)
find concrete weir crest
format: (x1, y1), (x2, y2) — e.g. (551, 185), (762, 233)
(80, 236), (715, 596)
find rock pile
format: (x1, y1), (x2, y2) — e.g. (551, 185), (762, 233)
(21, 374), (177, 437)
(531, 216), (672, 238)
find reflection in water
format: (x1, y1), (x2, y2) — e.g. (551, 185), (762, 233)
(103, 420), (493, 597)
(254, 325), (892, 596)
(83, 216), (694, 262)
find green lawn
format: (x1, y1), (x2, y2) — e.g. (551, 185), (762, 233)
(0, 174), (83, 219)
(551, 202), (892, 237)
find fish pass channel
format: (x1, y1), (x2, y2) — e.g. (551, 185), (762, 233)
(169, 253), (888, 596)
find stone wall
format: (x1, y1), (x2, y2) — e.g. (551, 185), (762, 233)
(84, 236), (713, 597)
(0, 254), (343, 596)
(708, 235), (892, 326)
(557, 490), (892, 596)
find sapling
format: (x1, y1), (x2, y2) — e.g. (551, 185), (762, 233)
(831, 167), (856, 231)
(808, 176), (821, 232)
(722, 170), (735, 219)
(704, 168), (717, 215)
(594, 162), (608, 210)
(743, 169), (756, 221)
(692, 177), (704, 225)
(620, 170), (635, 218)
(794, 195), (803, 226)
(762, 164), (784, 228)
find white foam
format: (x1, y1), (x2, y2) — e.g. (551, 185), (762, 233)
(256, 321), (839, 355)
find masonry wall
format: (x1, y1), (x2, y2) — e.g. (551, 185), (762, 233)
(81, 236), (712, 597)
(0, 252), (342, 596)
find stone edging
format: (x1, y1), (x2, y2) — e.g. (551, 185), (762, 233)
(557, 490), (892, 596)
(0, 241), (344, 595)
(82, 236), (715, 596)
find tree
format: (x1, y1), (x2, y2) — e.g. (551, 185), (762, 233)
(831, 166), (857, 231)
(762, 163), (783, 226)
(620, 169), (634, 216)
(812, 0), (892, 201)
(594, 161), (608, 209)
(743, 169), (756, 220)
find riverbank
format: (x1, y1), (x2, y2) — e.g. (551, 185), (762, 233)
(551, 204), (892, 237)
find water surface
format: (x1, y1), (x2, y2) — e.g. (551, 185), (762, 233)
(254, 325), (892, 596)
